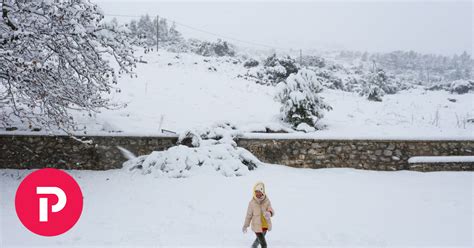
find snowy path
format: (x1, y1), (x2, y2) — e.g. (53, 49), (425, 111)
(1, 165), (472, 247)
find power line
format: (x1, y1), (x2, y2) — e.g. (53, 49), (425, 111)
(103, 13), (291, 51)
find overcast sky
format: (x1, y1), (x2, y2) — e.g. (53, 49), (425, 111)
(96, 0), (473, 55)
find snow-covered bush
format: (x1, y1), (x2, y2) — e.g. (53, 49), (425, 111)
(449, 80), (473, 94)
(351, 67), (413, 98)
(242, 54), (299, 85)
(191, 39), (236, 57)
(178, 122), (241, 147)
(360, 69), (387, 101)
(0, 0), (136, 131)
(295, 122), (316, 133)
(426, 79), (474, 94)
(264, 54), (298, 81)
(301, 55), (325, 68)
(343, 76), (365, 93)
(313, 68), (345, 90)
(275, 69), (332, 129)
(124, 123), (262, 177)
(367, 87), (384, 102)
(243, 58), (259, 68)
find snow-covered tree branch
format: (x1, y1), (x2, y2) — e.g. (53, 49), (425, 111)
(0, 0), (137, 131)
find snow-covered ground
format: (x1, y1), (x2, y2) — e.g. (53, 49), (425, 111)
(80, 51), (474, 139)
(84, 52), (279, 136)
(1, 165), (472, 247)
(2, 51), (473, 139)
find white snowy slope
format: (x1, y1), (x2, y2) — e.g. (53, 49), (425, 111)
(244, 87), (474, 140)
(73, 51), (280, 136)
(1, 165), (472, 247)
(2, 50), (473, 139)
(56, 51), (474, 139)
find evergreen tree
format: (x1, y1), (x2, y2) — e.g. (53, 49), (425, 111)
(275, 69), (332, 129)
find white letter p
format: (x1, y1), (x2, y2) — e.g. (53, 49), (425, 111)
(36, 187), (67, 222)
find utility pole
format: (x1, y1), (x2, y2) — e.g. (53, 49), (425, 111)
(156, 15), (159, 52)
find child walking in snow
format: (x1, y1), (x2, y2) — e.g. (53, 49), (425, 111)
(242, 182), (274, 248)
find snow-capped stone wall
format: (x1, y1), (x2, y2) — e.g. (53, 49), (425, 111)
(0, 135), (472, 171)
(237, 139), (474, 171)
(0, 135), (177, 170)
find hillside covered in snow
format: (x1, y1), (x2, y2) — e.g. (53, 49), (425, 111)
(1, 10), (473, 139)
(4, 49), (472, 139)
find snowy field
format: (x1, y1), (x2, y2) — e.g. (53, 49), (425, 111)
(1, 165), (472, 247)
(2, 51), (473, 139)
(78, 51), (474, 139)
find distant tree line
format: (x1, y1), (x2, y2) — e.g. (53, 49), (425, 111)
(122, 15), (235, 57)
(337, 50), (472, 82)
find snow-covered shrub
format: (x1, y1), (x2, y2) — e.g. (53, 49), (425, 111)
(275, 69), (332, 129)
(295, 123), (315, 133)
(301, 55), (325, 68)
(264, 54), (299, 80)
(425, 79), (474, 94)
(313, 68), (345, 90)
(124, 123), (262, 178)
(449, 80), (473, 94)
(0, 0), (137, 131)
(242, 54), (299, 85)
(165, 41), (191, 53)
(355, 68), (412, 98)
(192, 39), (236, 57)
(343, 76), (365, 93)
(367, 87), (384, 102)
(243, 58), (259, 68)
(123, 144), (257, 178)
(360, 69), (388, 101)
(178, 122), (241, 147)
(212, 40), (236, 57)
(426, 82), (449, 91)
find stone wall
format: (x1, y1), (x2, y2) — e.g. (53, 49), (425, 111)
(0, 135), (472, 171)
(236, 138), (474, 172)
(0, 135), (177, 170)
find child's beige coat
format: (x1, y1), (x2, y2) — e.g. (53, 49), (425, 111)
(243, 182), (274, 233)
(243, 197), (274, 233)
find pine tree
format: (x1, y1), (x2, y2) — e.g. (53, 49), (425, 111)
(158, 18), (169, 41)
(136, 14), (154, 46)
(362, 68), (388, 101)
(275, 69), (332, 129)
(168, 22), (183, 44)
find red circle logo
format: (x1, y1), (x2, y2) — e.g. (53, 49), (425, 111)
(15, 168), (83, 236)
